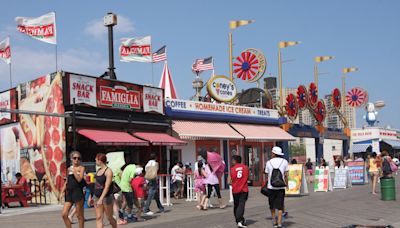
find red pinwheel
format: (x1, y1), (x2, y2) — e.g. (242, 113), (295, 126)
(233, 51), (260, 81)
(346, 87), (368, 108)
(331, 88), (341, 109)
(296, 85), (308, 110)
(308, 82), (318, 108)
(285, 93), (298, 121)
(313, 100), (326, 124)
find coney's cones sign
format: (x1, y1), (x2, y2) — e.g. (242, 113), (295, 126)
(15, 12), (57, 45)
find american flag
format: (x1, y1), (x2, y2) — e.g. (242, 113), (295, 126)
(152, 45), (167, 63)
(192, 56), (214, 72)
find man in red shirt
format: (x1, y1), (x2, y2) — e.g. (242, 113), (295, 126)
(230, 155), (249, 228)
(15, 173), (30, 196)
(130, 167), (147, 222)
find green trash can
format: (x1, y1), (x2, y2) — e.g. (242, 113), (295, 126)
(380, 177), (396, 201)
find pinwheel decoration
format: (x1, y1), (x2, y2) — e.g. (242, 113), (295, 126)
(285, 93), (298, 121)
(296, 85), (308, 110)
(313, 100), (326, 124)
(331, 88), (342, 110)
(346, 87), (368, 108)
(233, 48), (266, 83)
(308, 82), (318, 108)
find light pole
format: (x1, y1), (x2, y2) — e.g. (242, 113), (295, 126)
(342, 67), (358, 127)
(104, 12), (118, 79)
(314, 56), (334, 89)
(229, 20), (255, 80)
(278, 41), (300, 108)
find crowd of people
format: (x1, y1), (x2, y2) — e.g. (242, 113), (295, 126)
(56, 147), (399, 228)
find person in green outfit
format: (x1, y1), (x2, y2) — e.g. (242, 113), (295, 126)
(119, 161), (136, 222)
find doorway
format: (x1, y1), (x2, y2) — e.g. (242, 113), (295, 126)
(243, 143), (262, 186)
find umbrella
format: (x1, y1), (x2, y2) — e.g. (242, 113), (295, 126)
(207, 152), (225, 178)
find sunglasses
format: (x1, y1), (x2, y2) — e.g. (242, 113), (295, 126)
(73, 157), (81, 160)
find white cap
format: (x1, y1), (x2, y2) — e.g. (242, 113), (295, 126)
(272, 146), (284, 156)
(135, 167), (143, 175)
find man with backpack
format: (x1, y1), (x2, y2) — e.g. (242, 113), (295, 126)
(265, 146), (289, 228)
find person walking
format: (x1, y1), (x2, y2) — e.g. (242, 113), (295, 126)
(130, 167), (146, 222)
(61, 151), (85, 228)
(143, 153), (165, 215)
(194, 160), (206, 210)
(305, 158), (313, 183)
(367, 152), (379, 195)
(202, 161), (226, 210)
(230, 155), (249, 228)
(265, 147), (289, 228)
(94, 153), (117, 228)
(119, 162), (136, 222)
(171, 161), (184, 199)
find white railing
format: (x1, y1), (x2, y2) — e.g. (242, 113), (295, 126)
(158, 174), (172, 206)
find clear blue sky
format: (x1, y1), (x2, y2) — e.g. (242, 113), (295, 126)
(0, 0), (399, 129)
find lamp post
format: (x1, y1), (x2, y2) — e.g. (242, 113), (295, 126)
(104, 12), (118, 80)
(342, 67), (358, 127)
(229, 20), (255, 80)
(314, 56), (334, 89)
(278, 41), (300, 108)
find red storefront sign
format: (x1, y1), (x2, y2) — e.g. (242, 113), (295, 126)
(96, 79), (142, 110)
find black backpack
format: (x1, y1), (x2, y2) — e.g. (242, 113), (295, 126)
(270, 159), (286, 188)
(382, 157), (392, 176)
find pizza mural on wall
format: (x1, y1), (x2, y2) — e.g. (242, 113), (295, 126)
(17, 73), (66, 201)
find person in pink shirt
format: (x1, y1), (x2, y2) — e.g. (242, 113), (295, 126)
(202, 162), (226, 210)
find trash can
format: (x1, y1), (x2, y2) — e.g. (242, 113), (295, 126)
(380, 177), (396, 201)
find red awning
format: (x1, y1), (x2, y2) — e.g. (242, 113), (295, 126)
(133, 132), (187, 146)
(229, 123), (296, 141)
(77, 129), (149, 146)
(172, 120), (244, 140)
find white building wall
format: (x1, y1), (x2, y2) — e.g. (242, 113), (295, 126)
(305, 138), (316, 162)
(173, 140), (196, 167)
(323, 139), (343, 168)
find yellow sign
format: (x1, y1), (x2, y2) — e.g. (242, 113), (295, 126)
(286, 164), (303, 195)
(207, 75), (237, 102)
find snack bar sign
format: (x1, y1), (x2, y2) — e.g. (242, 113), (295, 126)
(69, 74), (97, 107)
(99, 85), (141, 110)
(165, 99), (279, 119)
(143, 86), (163, 114)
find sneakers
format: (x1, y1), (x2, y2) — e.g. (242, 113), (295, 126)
(144, 211), (155, 216)
(157, 209), (165, 213)
(283, 212), (288, 218)
(237, 222), (247, 228)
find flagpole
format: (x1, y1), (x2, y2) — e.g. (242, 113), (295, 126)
(54, 11), (58, 72)
(9, 62), (12, 88)
(55, 44), (58, 72)
(151, 62), (155, 86)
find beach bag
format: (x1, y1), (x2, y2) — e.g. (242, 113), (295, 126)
(260, 180), (270, 197)
(270, 159), (286, 188)
(112, 181), (121, 194)
(145, 162), (159, 180)
(390, 161), (398, 172)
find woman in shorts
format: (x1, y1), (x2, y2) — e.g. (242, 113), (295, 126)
(368, 152), (379, 195)
(94, 153), (117, 228)
(61, 151), (85, 228)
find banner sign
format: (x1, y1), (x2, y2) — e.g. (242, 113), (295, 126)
(0, 37), (11, 64)
(0, 123), (21, 184)
(347, 161), (365, 185)
(16, 12), (57, 45)
(69, 74), (97, 107)
(143, 86), (163, 114)
(119, 36), (152, 62)
(286, 164), (308, 195)
(314, 167), (332, 192)
(96, 79), (142, 110)
(207, 75), (237, 102)
(333, 167), (351, 189)
(165, 99), (279, 119)
(0, 89), (17, 124)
